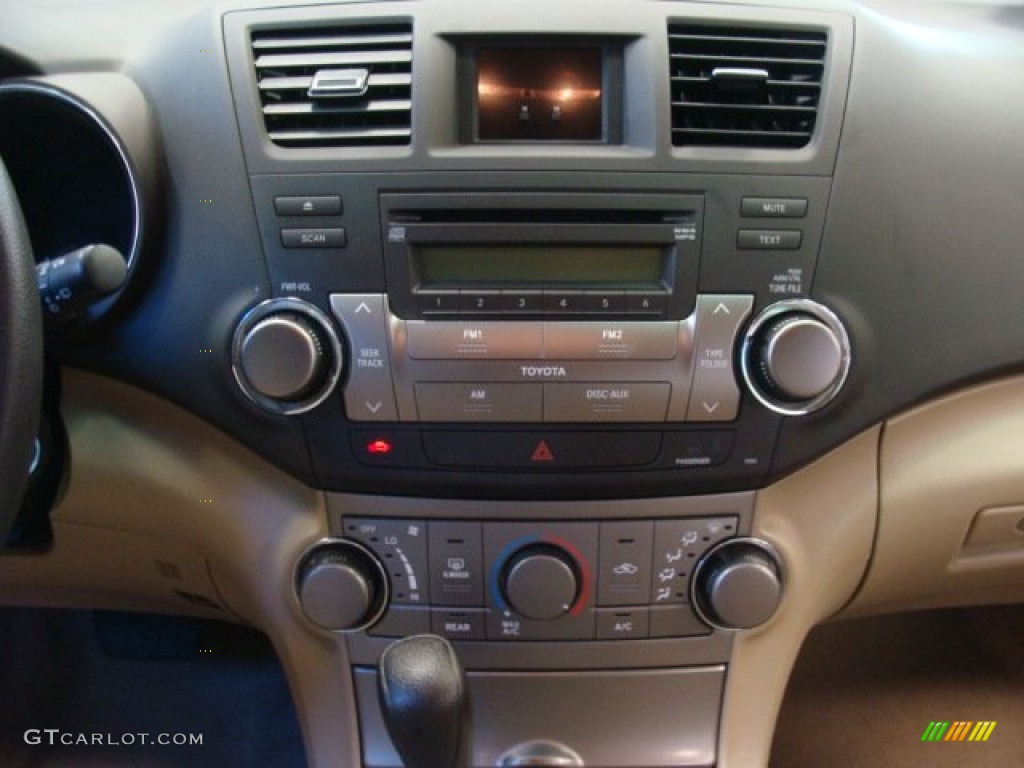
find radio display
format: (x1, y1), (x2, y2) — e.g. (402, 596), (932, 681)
(415, 246), (664, 287)
(476, 47), (604, 141)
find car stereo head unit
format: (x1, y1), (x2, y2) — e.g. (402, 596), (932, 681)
(380, 192), (702, 322)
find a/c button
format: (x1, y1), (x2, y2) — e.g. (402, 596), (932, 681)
(595, 608), (650, 640)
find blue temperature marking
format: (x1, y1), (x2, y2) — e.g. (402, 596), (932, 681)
(490, 535), (540, 612)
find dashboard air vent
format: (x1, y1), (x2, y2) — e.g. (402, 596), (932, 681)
(668, 23), (826, 149)
(251, 23), (413, 148)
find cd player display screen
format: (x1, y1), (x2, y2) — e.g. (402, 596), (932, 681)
(415, 246), (663, 286)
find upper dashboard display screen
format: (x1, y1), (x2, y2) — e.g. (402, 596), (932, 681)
(476, 47), (603, 141)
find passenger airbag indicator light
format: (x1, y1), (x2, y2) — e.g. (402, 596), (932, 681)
(366, 439), (393, 455)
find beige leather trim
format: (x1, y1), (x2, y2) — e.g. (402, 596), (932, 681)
(718, 426), (880, 768)
(847, 376), (1024, 617)
(0, 369), (361, 768)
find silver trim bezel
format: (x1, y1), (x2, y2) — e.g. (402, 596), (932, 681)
(232, 297), (345, 415)
(294, 537), (391, 634)
(0, 80), (144, 296)
(690, 536), (785, 632)
(739, 298), (851, 416)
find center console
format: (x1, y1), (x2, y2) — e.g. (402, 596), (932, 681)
(220, 2), (855, 765)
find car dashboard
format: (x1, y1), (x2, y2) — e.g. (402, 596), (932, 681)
(2, 0), (1024, 766)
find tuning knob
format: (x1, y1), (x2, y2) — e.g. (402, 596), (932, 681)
(692, 538), (783, 630)
(296, 540), (389, 632)
(741, 299), (851, 415)
(500, 544), (580, 621)
(232, 298), (343, 415)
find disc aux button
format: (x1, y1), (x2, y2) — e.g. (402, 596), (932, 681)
(544, 382), (671, 422)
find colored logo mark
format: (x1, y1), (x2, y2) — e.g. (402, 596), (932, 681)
(921, 721), (997, 742)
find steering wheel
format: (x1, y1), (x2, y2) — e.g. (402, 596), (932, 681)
(0, 155), (43, 544)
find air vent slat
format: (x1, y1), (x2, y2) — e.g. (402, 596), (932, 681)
(672, 76), (819, 89)
(669, 22), (827, 149)
(259, 73), (413, 92)
(252, 22), (413, 149)
(253, 32), (413, 50)
(678, 128), (812, 139)
(264, 100), (413, 116)
(670, 54), (824, 68)
(268, 127), (412, 146)
(672, 102), (817, 115)
(255, 50), (412, 70)
(668, 33), (826, 48)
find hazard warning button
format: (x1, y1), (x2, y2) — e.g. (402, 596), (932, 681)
(530, 440), (555, 462)
(421, 431), (662, 470)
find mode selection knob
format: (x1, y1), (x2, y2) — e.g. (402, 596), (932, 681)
(296, 540), (389, 632)
(741, 299), (851, 415)
(501, 544), (580, 621)
(692, 539), (783, 631)
(232, 298), (343, 415)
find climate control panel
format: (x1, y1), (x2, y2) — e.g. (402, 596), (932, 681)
(320, 515), (763, 642)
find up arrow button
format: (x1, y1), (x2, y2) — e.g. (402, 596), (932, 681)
(329, 294), (399, 421)
(685, 294), (754, 423)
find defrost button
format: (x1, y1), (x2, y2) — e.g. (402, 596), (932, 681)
(428, 521), (484, 607)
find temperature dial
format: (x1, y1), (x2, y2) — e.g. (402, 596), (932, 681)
(232, 298), (343, 415)
(500, 544), (580, 621)
(741, 299), (851, 415)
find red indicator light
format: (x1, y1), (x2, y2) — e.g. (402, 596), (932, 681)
(367, 439), (393, 455)
(530, 440), (555, 462)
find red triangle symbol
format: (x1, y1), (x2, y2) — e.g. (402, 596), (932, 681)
(530, 440), (555, 462)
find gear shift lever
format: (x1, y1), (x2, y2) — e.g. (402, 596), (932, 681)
(377, 634), (469, 768)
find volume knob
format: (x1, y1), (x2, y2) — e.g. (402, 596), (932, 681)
(232, 298), (343, 415)
(240, 314), (326, 400)
(741, 299), (851, 415)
